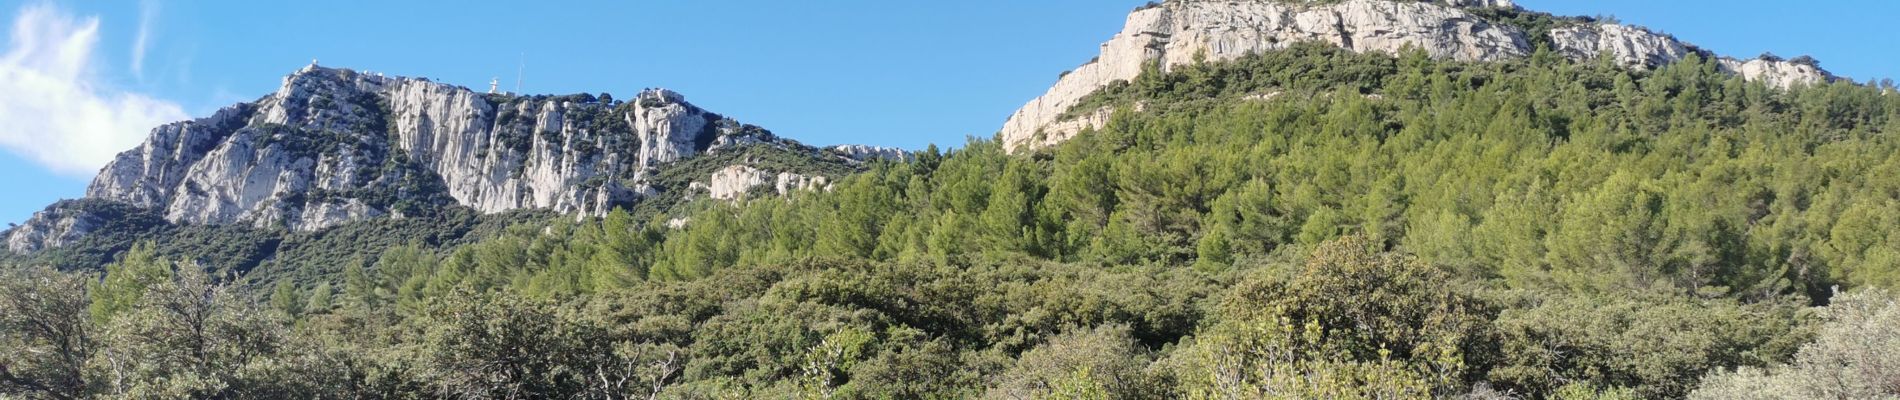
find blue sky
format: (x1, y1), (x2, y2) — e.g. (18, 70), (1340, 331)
(0, 0), (1895, 225)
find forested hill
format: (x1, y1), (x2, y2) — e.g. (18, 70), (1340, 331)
(997, 0), (1839, 152)
(4, 0), (1900, 398)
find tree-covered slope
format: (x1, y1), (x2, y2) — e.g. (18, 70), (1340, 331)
(629, 43), (1899, 300)
(4, 39), (1899, 400)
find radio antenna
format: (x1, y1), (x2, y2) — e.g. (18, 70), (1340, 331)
(514, 54), (525, 94)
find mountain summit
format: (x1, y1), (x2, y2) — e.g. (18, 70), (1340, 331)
(6, 64), (900, 253)
(999, 0), (1836, 152)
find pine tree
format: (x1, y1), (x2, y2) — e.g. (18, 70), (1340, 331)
(304, 283), (334, 314)
(270, 281), (304, 317)
(343, 259), (375, 309)
(88, 242), (174, 325)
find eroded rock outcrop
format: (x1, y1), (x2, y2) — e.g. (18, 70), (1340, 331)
(999, 0), (1528, 151)
(696, 165), (773, 201)
(828, 145), (910, 163)
(1718, 58), (1831, 90)
(78, 66), (646, 231)
(1550, 24), (1830, 89)
(690, 164), (832, 201)
(5, 200), (162, 254)
(5, 59), (893, 253)
(629, 89), (718, 176)
(1549, 24), (1694, 69)
(6, 204), (102, 254)
(775, 172), (831, 195)
(45, 64), (842, 237)
(87, 105), (254, 210)
(1001, 0), (1839, 153)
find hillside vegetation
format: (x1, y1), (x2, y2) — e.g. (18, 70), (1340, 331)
(5, 43), (1900, 399)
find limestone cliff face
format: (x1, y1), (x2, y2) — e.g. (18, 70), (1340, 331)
(689, 164), (833, 201)
(826, 145), (910, 163)
(1001, 0), (1839, 152)
(1717, 58), (1831, 90)
(3, 62), (897, 253)
(1000, 0), (1527, 151)
(379, 77), (674, 218)
(629, 89), (718, 176)
(31, 64), (824, 243)
(5, 203), (103, 254)
(1549, 24), (1830, 89)
(5, 200), (162, 254)
(1548, 24), (1694, 69)
(87, 105), (254, 211)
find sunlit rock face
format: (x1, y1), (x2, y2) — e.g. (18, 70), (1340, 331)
(1549, 24), (1829, 89)
(83, 67), (643, 231)
(627, 89), (718, 177)
(691, 164), (832, 201)
(1717, 58), (1831, 90)
(1549, 24), (1695, 69)
(1000, 0), (1528, 152)
(828, 144), (910, 163)
(69, 65), (841, 235)
(6, 202), (101, 254)
(1001, 0), (1837, 153)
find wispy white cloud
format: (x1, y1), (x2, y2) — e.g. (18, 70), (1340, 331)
(0, 3), (186, 177)
(131, 0), (156, 79)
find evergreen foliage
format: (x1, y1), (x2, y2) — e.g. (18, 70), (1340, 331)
(4, 42), (1899, 398)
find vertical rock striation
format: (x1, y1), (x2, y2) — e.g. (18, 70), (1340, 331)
(55, 64), (822, 238)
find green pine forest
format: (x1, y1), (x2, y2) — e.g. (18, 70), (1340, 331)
(5, 43), (1900, 399)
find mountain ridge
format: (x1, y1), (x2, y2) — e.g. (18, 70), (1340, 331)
(6, 63), (903, 254)
(1, 1), (1897, 398)
(999, 0), (1837, 152)
(0, 0), (1853, 255)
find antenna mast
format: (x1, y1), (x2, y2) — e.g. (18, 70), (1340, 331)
(514, 54), (525, 95)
